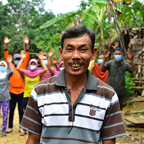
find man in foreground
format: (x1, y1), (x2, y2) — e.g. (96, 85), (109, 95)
(100, 47), (135, 110)
(20, 25), (126, 144)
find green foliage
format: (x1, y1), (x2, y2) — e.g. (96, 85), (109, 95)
(39, 11), (83, 30)
(36, 33), (61, 58)
(118, 1), (144, 28)
(124, 71), (134, 97)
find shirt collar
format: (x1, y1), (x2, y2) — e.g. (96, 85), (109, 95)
(114, 59), (124, 67)
(54, 69), (98, 91)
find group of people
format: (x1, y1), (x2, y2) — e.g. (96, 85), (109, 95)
(0, 36), (64, 136)
(0, 25), (136, 144)
(91, 43), (135, 110)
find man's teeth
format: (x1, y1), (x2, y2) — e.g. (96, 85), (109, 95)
(72, 64), (81, 67)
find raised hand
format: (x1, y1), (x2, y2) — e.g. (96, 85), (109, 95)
(38, 51), (44, 60)
(4, 36), (11, 44)
(7, 55), (12, 63)
(20, 50), (26, 59)
(49, 49), (53, 57)
(104, 49), (110, 59)
(127, 49), (133, 60)
(24, 37), (29, 45)
(53, 57), (57, 64)
(112, 42), (119, 49)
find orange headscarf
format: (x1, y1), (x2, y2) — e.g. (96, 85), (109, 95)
(93, 63), (108, 83)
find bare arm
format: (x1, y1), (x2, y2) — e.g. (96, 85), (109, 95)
(26, 132), (40, 144)
(102, 138), (116, 144)
(21, 37), (30, 69)
(16, 50), (26, 76)
(39, 51), (47, 77)
(4, 36), (11, 66)
(48, 49), (54, 76)
(100, 49), (110, 72)
(127, 49), (135, 72)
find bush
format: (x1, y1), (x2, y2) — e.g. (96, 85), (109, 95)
(124, 71), (134, 97)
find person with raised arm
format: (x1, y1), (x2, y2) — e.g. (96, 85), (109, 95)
(4, 36), (30, 133)
(100, 47), (135, 110)
(0, 55), (13, 136)
(17, 50), (47, 135)
(20, 25), (126, 144)
(48, 49), (62, 76)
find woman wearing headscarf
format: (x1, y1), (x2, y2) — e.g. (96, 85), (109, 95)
(0, 55), (13, 136)
(17, 50), (47, 135)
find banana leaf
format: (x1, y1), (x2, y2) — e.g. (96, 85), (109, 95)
(38, 10), (83, 30)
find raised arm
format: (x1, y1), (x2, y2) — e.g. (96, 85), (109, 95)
(7, 55), (13, 79)
(38, 51), (47, 77)
(4, 36), (11, 66)
(21, 37), (30, 69)
(100, 49), (110, 72)
(48, 49), (54, 76)
(53, 56), (60, 71)
(17, 50), (26, 76)
(127, 49), (135, 72)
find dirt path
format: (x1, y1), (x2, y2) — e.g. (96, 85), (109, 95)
(0, 104), (144, 144)
(0, 105), (28, 144)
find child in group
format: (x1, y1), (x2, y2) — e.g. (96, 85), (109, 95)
(17, 50), (47, 136)
(0, 55), (13, 136)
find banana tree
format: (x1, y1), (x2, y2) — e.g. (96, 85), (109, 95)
(81, 0), (107, 51)
(39, 0), (108, 51)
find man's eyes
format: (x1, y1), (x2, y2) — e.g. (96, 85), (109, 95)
(80, 48), (87, 52)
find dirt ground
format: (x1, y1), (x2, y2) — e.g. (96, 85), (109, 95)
(0, 105), (28, 144)
(0, 103), (144, 144)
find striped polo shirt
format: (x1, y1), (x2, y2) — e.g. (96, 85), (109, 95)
(20, 69), (126, 144)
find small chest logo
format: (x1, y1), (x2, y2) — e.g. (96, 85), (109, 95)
(89, 105), (97, 116)
(89, 109), (96, 116)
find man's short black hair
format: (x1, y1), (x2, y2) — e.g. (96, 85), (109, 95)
(97, 53), (104, 59)
(114, 47), (123, 54)
(61, 25), (95, 50)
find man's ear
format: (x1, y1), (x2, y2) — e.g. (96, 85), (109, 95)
(58, 46), (63, 58)
(91, 47), (97, 60)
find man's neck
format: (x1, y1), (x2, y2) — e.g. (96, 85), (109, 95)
(65, 71), (88, 90)
(115, 60), (121, 66)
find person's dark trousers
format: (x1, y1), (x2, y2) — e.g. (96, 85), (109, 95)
(118, 95), (123, 110)
(8, 92), (24, 128)
(23, 97), (29, 112)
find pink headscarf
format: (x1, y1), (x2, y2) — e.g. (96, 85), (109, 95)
(22, 59), (42, 78)
(59, 61), (64, 67)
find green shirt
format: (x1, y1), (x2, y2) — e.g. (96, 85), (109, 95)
(104, 59), (131, 95)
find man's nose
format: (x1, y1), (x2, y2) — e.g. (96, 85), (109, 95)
(72, 50), (81, 59)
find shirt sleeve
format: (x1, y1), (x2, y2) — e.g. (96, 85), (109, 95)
(100, 93), (126, 140)
(4, 49), (9, 67)
(20, 89), (42, 135)
(54, 63), (60, 71)
(104, 60), (111, 71)
(125, 62), (132, 72)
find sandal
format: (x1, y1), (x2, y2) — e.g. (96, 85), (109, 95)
(20, 130), (27, 136)
(1, 132), (7, 136)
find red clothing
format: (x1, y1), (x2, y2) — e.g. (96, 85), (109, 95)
(93, 63), (108, 83)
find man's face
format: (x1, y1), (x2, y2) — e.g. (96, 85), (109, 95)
(59, 34), (97, 76)
(114, 51), (122, 55)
